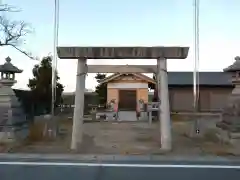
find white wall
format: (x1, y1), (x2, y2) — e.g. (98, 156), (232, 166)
(107, 83), (148, 89)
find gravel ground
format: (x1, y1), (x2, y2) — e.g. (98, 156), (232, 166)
(5, 115), (237, 156)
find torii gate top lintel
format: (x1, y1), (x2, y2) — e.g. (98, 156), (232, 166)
(57, 46), (189, 59)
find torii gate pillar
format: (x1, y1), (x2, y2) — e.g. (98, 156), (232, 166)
(57, 46), (189, 151)
(71, 58), (87, 150)
(157, 58), (171, 150)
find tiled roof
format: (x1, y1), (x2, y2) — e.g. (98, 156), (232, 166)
(102, 72), (233, 86)
(168, 72), (232, 86)
(100, 73), (156, 85)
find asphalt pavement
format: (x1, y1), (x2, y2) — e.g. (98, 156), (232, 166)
(1, 156), (240, 180)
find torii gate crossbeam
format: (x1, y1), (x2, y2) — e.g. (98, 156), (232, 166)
(57, 46), (190, 151)
(87, 65), (157, 73)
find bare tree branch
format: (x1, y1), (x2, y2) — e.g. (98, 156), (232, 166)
(0, 3), (38, 60)
(9, 44), (34, 59)
(0, 15), (38, 60)
(0, 4), (20, 12)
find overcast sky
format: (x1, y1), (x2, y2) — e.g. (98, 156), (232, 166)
(1, 0), (240, 92)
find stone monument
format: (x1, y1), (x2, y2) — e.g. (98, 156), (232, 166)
(217, 56), (240, 143)
(0, 57), (29, 143)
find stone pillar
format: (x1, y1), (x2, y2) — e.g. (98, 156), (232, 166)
(157, 58), (172, 151)
(71, 58), (87, 150)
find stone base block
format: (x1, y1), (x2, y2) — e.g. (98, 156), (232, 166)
(96, 112), (117, 121)
(139, 112), (148, 121)
(217, 130), (240, 146)
(0, 126), (29, 143)
(0, 131), (14, 143)
(216, 130), (230, 144)
(229, 132), (240, 139)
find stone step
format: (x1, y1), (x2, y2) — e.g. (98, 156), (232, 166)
(118, 111), (138, 121)
(216, 122), (240, 132)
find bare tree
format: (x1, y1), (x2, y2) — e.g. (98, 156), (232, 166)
(0, 4), (19, 12)
(0, 3), (36, 60)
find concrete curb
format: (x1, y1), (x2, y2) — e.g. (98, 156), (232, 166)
(0, 153), (237, 162)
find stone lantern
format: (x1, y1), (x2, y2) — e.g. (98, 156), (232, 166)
(217, 56), (240, 143)
(0, 57), (28, 143)
(0, 57), (23, 87)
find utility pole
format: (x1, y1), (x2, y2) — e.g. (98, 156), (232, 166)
(50, 0), (59, 137)
(193, 0), (200, 134)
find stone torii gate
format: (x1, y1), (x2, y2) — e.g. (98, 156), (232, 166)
(57, 46), (189, 151)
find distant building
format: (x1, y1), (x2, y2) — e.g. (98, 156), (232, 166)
(61, 72), (234, 113)
(99, 73), (155, 111)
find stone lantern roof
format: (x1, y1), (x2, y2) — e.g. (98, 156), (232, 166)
(0, 57), (23, 73)
(224, 56), (240, 72)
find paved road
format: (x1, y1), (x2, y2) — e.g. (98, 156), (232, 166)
(1, 159), (240, 180)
